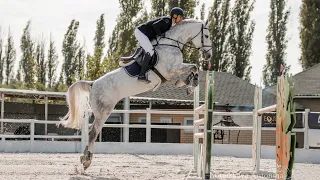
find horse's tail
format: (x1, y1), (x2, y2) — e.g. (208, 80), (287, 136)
(59, 80), (93, 129)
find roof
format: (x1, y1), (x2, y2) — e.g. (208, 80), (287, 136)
(136, 71), (276, 108)
(264, 63), (320, 97)
(0, 88), (66, 100)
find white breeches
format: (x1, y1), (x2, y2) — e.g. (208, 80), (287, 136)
(135, 28), (154, 56)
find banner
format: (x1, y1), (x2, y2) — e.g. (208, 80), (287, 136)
(308, 113), (320, 129)
(262, 113), (303, 128)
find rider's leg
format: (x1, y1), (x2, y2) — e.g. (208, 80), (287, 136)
(134, 28), (154, 83)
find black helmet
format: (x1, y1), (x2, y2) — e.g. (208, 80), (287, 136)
(170, 7), (184, 18)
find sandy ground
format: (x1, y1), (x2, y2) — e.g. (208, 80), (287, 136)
(0, 153), (319, 180)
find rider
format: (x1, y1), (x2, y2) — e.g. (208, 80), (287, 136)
(135, 7), (185, 83)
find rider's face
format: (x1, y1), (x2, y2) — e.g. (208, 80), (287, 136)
(173, 14), (183, 24)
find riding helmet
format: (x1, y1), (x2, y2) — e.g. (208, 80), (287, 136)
(170, 7), (184, 18)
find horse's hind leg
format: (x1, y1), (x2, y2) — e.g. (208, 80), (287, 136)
(80, 99), (115, 170)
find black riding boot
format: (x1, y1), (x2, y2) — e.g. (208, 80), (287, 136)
(138, 52), (152, 84)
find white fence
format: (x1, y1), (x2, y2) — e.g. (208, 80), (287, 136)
(0, 109), (318, 151)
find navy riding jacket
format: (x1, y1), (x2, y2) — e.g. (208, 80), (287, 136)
(137, 16), (172, 40)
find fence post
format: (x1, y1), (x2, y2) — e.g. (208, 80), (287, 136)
(193, 84), (200, 170)
(123, 97), (130, 143)
(30, 119), (35, 152)
(304, 109), (309, 149)
(1, 93), (4, 134)
(146, 108), (151, 143)
(1, 136), (4, 152)
(45, 96), (48, 135)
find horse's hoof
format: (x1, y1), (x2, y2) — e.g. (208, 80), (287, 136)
(83, 159), (92, 170)
(175, 79), (186, 87)
(80, 155), (92, 170)
(80, 146), (92, 170)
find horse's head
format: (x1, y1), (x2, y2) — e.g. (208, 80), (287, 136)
(171, 19), (212, 60)
(188, 19), (212, 60)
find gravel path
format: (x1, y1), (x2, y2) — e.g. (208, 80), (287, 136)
(0, 153), (319, 180)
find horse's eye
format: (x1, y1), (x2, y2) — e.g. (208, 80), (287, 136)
(205, 35), (209, 38)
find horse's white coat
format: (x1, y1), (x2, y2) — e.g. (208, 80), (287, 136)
(59, 18), (212, 169)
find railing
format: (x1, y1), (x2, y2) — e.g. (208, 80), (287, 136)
(0, 109), (318, 152)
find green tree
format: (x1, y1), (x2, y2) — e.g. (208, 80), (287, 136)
(47, 34), (58, 88)
(62, 19), (80, 86)
(0, 27), (4, 84)
(86, 14), (106, 80)
(20, 21), (36, 88)
(208, 0), (231, 72)
(167, 0), (179, 11)
(200, 3), (205, 20)
(299, 0), (320, 69)
(75, 41), (86, 80)
(263, 0), (290, 86)
(35, 37), (47, 86)
(227, 0), (255, 81)
(151, 0), (168, 18)
(3, 29), (16, 85)
(102, 0), (146, 73)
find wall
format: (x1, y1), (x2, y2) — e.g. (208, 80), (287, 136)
(295, 98), (320, 112)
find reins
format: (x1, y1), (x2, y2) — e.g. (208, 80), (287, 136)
(153, 22), (212, 56)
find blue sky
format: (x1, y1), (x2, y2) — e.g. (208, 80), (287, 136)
(0, 0), (302, 86)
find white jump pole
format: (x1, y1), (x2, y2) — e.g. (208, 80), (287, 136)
(193, 81), (200, 173)
(193, 71), (214, 180)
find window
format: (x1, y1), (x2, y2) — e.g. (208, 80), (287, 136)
(160, 117), (172, 123)
(138, 117), (146, 123)
(184, 117), (194, 133)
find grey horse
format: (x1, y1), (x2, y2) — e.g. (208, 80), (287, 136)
(59, 18), (212, 170)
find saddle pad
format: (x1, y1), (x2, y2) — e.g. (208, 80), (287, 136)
(123, 61), (141, 77)
(123, 52), (159, 77)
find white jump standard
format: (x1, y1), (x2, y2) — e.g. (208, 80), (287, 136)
(193, 71), (214, 180)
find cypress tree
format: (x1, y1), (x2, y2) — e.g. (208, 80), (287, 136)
(86, 14), (106, 80)
(20, 21), (36, 88)
(208, 0), (231, 72)
(262, 0), (290, 86)
(0, 27), (4, 84)
(102, 0), (146, 73)
(47, 34), (58, 88)
(4, 29), (16, 85)
(227, 0), (255, 81)
(299, 0), (320, 69)
(61, 19), (80, 86)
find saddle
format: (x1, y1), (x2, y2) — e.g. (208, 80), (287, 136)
(120, 47), (157, 67)
(120, 47), (167, 83)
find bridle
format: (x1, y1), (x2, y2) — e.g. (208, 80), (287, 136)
(154, 22), (212, 57)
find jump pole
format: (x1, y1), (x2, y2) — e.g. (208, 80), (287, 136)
(193, 70), (214, 179)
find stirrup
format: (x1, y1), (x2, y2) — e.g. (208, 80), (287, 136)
(138, 75), (151, 84)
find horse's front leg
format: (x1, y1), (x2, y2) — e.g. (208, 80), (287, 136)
(173, 63), (199, 95)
